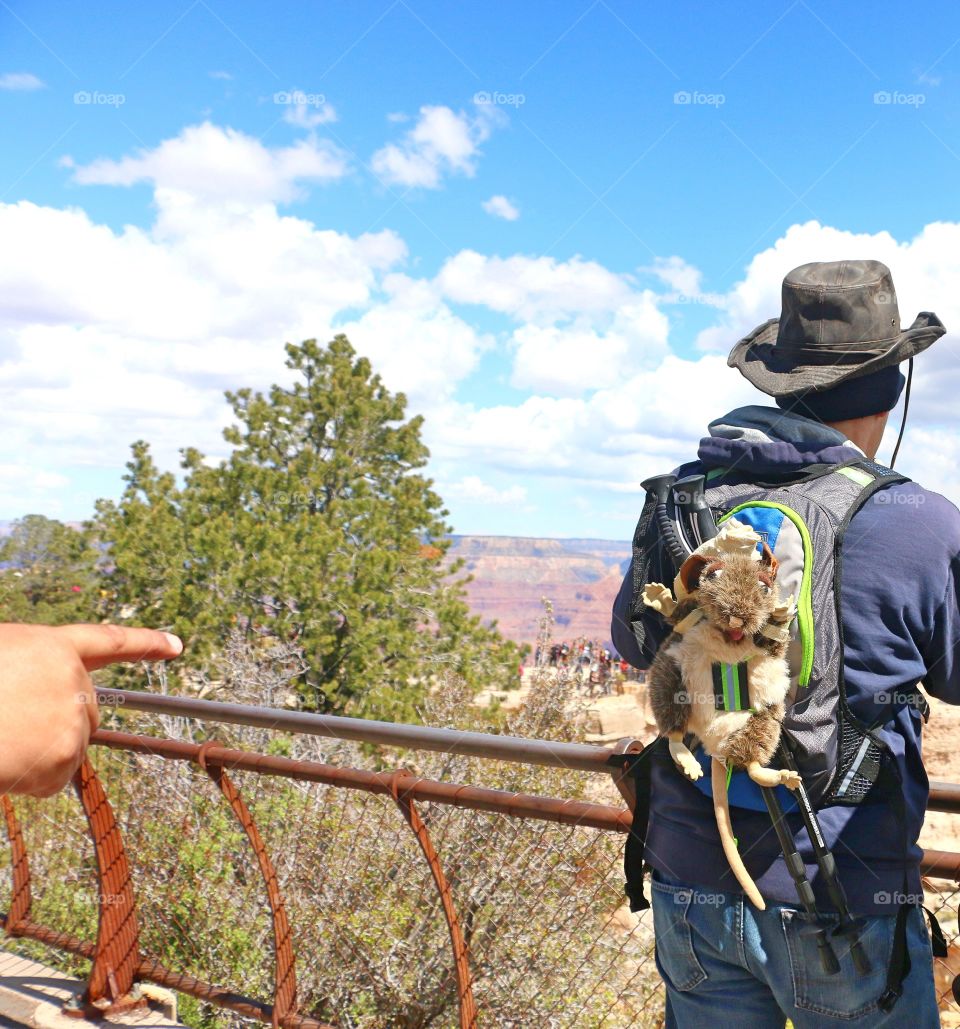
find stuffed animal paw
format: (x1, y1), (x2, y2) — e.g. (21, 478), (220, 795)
(779, 769), (802, 790)
(668, 738), (703, 781)
(642, 582), (677, 618)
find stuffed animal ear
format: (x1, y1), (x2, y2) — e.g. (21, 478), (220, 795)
(759, 541), (779, 576)
(678, 553), (712, 594)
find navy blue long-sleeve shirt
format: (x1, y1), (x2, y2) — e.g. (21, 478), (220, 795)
(611, 405), (960, 914)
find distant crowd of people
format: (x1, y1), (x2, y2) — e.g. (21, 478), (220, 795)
(533, 638), (642, 696)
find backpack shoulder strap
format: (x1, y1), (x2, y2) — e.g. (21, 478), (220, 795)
(606, 737), (668, 912)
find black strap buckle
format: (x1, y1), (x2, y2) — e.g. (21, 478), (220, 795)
(908, 692), (931, 724)
(877, 986), (902, 1013)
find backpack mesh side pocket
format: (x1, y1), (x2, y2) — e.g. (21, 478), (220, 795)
(825, 708), (884, 804)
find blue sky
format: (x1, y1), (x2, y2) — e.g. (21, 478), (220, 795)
(2, 0), (960, 538)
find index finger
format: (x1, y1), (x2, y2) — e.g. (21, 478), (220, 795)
(56, 624), (184, 670)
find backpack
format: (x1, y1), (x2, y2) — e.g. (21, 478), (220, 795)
(610, 457), (936, 907)
(608, 457), (951, 1007)
(627, 458), (929, 805)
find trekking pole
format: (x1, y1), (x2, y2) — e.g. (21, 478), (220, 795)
(672, 474), (719, 548)
(777, 744), (870, 974)
(641, 474), (690, 570)
(760, 784), (840, 975)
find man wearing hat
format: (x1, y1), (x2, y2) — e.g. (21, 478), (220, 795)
(612, 260), (954, 1026)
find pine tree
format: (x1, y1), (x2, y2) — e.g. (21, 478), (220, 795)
(0, 514), (100, 624)
(95, 336), (517, 720)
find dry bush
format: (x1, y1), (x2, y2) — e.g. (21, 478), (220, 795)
(1, 623), (663, 1028)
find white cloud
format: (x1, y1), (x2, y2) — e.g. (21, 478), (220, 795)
(0, 464), (69, 517)
(482, 194), (519, 221)
(209, 70), (233, 80)
(0, 125), (411, 492)
(509, 294), (670, 396)
(336, 273), (491, 408)
(67, 122), (349, 205)
(444, 476), (528, 506)
(644, 255), (702, 296)
(872, 425), (960, 521)
(371, 104), (499, 189)
(281, 95), (337, 129)
(427, 351), (754, 488)
(0, 72), (44, 91)
(436, 250), (633, 323)
(5, 124), (960, 529)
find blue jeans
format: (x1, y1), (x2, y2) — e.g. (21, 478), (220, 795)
(650, 870), (940, 1027)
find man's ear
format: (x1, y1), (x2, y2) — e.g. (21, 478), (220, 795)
(678, 554), (712, 595)
(759, 542), (779, 576)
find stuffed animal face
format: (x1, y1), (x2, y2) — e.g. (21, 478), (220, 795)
(678, 543), (779, 648)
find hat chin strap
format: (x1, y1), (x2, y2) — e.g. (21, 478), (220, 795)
(889, 357), (913, 469)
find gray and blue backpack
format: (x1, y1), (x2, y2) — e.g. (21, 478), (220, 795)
(627, 457), (924, 810)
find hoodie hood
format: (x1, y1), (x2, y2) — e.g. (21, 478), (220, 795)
(697, 405), (865, 477)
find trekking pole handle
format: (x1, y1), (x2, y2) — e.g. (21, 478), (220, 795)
(673, 473), (719, 544)
(641, 474), (689, 568)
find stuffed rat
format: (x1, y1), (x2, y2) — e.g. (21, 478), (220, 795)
(643, 518), (799, 910)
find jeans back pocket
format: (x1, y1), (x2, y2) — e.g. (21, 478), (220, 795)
(780, 908), (893, 1020)
(651, 877), (708, 992)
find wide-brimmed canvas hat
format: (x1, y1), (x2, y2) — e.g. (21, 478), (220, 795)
(727, 259), (945, 397)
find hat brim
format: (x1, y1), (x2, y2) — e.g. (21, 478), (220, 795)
(727, 312), (946, 397)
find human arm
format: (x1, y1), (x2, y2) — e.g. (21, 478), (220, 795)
(920, 552), (960, 703)
(0, 623), (183, 797)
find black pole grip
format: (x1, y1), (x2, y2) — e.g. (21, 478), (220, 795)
(673, 473), (719, 544)
(641, 474), (688, 569)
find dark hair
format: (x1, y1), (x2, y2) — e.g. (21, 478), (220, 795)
(775, 363), (905, 422)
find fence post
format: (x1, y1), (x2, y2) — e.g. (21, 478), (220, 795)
(389, 770), (478, 1029)
(197, 742), (298, 1029)
(67, 758), (143, 1017)
(1, 795), (32, 932)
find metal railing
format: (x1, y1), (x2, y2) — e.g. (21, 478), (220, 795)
(2, 689), (960, 1027)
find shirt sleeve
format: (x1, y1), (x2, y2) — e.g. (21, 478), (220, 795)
(920, 547), (960, 704)
(841, 484), (960, 708)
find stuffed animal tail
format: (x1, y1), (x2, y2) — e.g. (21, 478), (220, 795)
(711, 758), (766, 910)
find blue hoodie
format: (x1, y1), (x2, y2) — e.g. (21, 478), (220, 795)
(611, 405), (960, 915)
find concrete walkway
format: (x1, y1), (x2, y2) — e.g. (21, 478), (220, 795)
(0, 952), (178, 1029)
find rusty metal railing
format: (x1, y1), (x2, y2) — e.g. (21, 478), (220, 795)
(3, 690), (960, 1027)
(92, 688), (616, 773)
